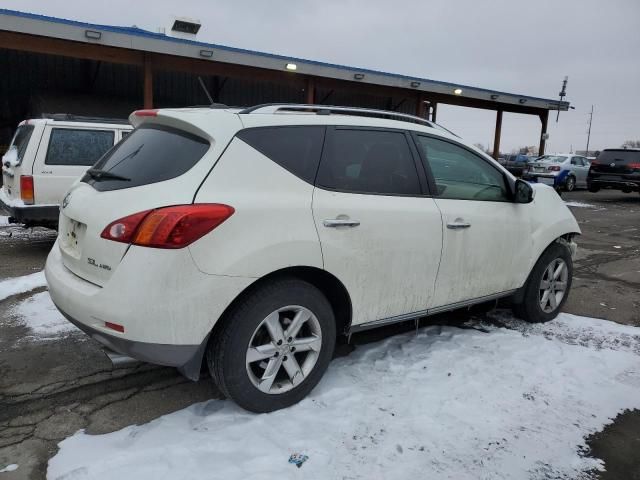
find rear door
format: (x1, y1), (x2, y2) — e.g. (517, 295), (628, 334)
(413, 133), (532, 308)
(33, 125), (116, 206)
(312, 126), (443, 326)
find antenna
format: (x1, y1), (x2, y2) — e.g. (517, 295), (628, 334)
(556, 76), (568, 122)
(198, 76), (214, 105)
(586, 105), (594, 154)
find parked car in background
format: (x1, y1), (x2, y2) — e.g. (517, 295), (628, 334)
(0, 114), (132, 228)
(587, 149), (640, 195)
(498, 153), (530, 177)
(524, 154), (590, 191)
(45, 104), (580, 412)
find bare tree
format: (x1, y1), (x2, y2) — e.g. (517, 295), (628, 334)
(622, 139), (640, 148)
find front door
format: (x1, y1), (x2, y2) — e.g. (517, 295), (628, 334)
(312, 127), (443, 326)
(413, 133), (533, 307)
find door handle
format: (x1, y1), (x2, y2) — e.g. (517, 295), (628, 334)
(447, 221), (471, 230)
(323, 219), (361, 228)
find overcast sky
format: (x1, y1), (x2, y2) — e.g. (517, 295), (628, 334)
(3, 0), (639, 153)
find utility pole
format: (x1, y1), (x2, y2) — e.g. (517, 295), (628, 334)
(586, 105), (594, 154)
(557, 76), (568, 122)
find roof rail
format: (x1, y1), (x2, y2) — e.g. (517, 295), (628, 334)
(41, 113), (130, 125)
(238, 103), (435, 128)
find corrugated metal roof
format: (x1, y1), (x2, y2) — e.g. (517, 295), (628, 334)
(0, 8), (569, 112)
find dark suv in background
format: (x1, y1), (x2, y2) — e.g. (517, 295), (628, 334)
(587, 149), (640, 194)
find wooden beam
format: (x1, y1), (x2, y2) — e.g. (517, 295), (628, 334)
(305, 78), (316, 104)
(416, 94), (426, 118)
(431, 102), (438, 122)
(143, 54), (153, 109)
(493, 110), (503, 160)
(539, 110), (549, 156)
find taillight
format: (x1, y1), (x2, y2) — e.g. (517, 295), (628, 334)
(101, 204), (235, 249)
(20, 175), (34, 205)
(548, 165), (561, 171)
(133, 109), (158, 117)
(628, 163), (640, 170)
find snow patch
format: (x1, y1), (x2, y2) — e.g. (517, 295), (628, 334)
(10, 291), (77, 340)
(0, 464), (18, 473)
(0, 271), (47, 302)
(48, 313), (640, 480)
(2, 145), (18, 166)
(0, 185), (24, 208)
(0, 216), (9, 226)
(564, 201), (596, 208)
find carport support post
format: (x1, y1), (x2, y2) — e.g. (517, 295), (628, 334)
(416, 94), (426, 118)
(539, 110), (549, 156)
(143, 54), (153, 109)
(493, 110), (503, 160)
(431, 102), (438, 122)
(305, 78), (316, 104)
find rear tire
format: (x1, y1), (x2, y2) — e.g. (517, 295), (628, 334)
(513, 243), (573, 323)
(207, 278), (336, 413)
(587, 184), (600, 193)
(564, 175), (576, 192)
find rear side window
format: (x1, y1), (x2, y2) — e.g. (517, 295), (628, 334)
(46, 128), (114, 166)
(316, 129), (421, 195)
(236, 126), (325, 184)
(84, 124), (209, 191)
(597, 150), (640, 164)
(9, 125), (35, 164)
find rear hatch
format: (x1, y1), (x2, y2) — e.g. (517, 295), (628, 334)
(590, 150), (640, 176)
(57, 110), (241, 286)
(1, 123), (37, 202)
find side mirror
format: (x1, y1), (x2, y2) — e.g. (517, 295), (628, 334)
(514, 179), (534, 203)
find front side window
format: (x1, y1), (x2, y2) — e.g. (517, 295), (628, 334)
(416, 135), (509, 202)
(45, 128), (114, 166)
(316, 129), (421, 195)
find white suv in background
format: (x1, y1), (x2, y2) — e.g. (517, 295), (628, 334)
(45, 104), (580, 412)
(1, 115), (132, 227)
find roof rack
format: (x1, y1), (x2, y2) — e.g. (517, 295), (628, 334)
(41, 113), (130, 125)
(238, 103), (435, 128)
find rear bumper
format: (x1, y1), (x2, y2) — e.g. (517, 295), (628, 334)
(0, 198), (59, 225)
(587, 178), (640, 191)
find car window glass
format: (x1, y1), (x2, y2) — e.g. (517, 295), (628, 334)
(45, 128), (114, 166)
(571, 157), (578, 165)
(237, 126), (324, 184)
(416, 135), (509, 202)
(316, 129), (421, 195)
(8, 125), (34, 163)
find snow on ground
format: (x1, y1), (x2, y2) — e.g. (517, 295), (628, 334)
(8, 291), (77, 340)
(565, 201), (596, 208)
(0, 215), (9, 226)
(48, 312), (640, 480)
(0, 270), (47, 302)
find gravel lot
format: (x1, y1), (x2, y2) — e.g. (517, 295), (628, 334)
(0, 189), (638, 479)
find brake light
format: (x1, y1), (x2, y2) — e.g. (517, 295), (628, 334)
(133, 109), (158, 117)
(628, 163), (640, 170)
(101, 204), (235, 249)
(20, 175), (34, 205)
(548, 165), (561, 171)
(105, 321), (125, 333)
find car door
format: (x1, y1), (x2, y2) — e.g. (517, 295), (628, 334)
(577, 157), (590, 186)
(413, 133), (533, 308)
(32, 125), (116, 205)
(312, 126), (443, 327)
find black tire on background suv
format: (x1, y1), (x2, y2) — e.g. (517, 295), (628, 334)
(207, 278), (336, 413)
(513, 242), (573, 323)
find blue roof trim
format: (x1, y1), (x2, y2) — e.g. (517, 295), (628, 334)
(0, 8), (567, 106)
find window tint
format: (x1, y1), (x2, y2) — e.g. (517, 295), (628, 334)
(570, 157), (579, 165)
(83, 125), (209, 191)
(46, 129), (114, 166)
(316, 129), (421, 195)
(236, 126), (324, 184)
(9, 125), (35, 164)
(416, 135), (509, 202)
(596, 150), (640, 164)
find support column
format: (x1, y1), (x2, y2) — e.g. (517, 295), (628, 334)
(305, 78), (316, 104)
(493, 110), (503, 160)
(539, 110), (549, 156)
(431, 102), (438, 122)
(415, 94), (426, 118)
(143, 54), (153, 109)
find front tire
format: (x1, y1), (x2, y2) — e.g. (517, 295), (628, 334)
(513, 243), (573, 323)
(207, 278), (336, 413)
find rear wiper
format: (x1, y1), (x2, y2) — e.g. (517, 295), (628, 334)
(86, 168), (131, 182)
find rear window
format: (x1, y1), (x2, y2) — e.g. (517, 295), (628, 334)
(597, 150), (640, 164)
(236, 126), (325, 184)
(9, 125), (35, 164)
(538, 155), (567, 163)
(46, 128), (114, 166)
(83, 124), (210, 191)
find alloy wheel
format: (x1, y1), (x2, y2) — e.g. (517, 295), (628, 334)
(539, 258), (568, 313)
(245, 305), (322, 394)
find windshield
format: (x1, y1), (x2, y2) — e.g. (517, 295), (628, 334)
(7, 125), (35, 165)
(82, 124), (210, 192)
(538, 155), (567, 163)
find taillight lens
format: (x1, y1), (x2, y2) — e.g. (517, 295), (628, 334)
(133, 109), (158, 117)
(101, 204), (234, 249)
(20, 175), (34, 205)
(548, 165), (561, 171)
(628, 163), (640, 170)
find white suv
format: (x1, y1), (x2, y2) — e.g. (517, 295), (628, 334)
(45, 104), (580, 412)
(1, 115), (132, 227)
